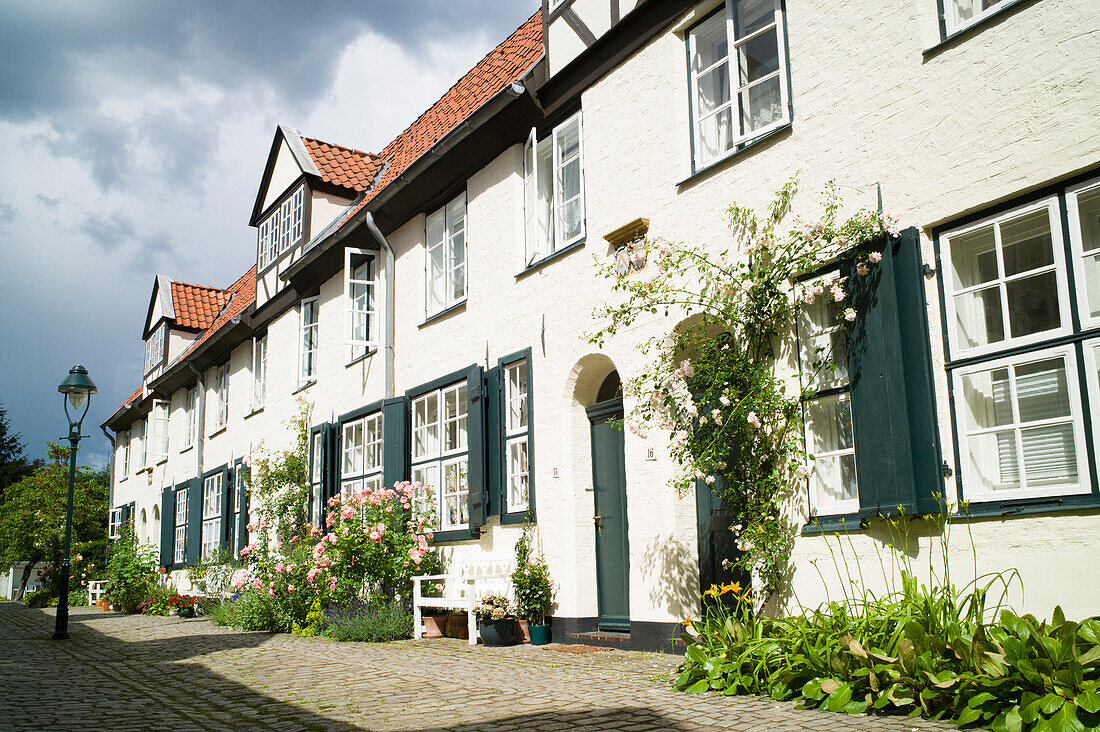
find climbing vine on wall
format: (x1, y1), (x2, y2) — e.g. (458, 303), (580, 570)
(589, 178), (900, 605)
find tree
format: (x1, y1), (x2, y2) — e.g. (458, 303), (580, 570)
(0, 443), (109, 598)
(0, 401), (30, 501)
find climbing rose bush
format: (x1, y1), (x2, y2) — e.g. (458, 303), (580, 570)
(228, 481), (438, 633)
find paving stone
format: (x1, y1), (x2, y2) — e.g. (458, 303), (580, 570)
(0, 603), (961, 731)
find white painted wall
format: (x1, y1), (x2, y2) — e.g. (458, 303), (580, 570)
(263, 141), (303, 213)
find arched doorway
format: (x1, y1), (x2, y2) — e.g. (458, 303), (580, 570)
(586, 370), (630, 631)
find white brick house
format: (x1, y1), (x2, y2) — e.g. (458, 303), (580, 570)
(102, 0), (1100, 651)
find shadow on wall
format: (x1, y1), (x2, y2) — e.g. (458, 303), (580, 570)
(640, 533), (698, 621)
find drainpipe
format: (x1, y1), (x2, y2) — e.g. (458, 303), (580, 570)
(186, 362), (206, 477)
(364, 212), (396, 399)
(100, 424), (116, 552)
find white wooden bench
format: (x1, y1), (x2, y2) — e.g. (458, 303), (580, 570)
(88, 580), (107, 606)
(412, 557), (513, 645)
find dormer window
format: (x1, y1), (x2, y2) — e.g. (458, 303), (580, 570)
(258, 183), (305, 270)
(144, 322), (166, 375)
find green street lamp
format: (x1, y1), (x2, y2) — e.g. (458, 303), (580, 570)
(54, 365), (97, 640)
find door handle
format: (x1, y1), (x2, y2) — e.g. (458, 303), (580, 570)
(593, 514), (603, 535)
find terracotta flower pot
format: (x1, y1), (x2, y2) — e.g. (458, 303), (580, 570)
(444, 613), (469, 639)
(423, 614), (448, 638)
(516, 619), (531, 643)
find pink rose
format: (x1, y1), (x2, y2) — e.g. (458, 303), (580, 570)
(288, 585), (296, 592)
(844, 308), (857, 321)
(341, 506), (355, 519)
(868, 251), (882, 264)
(435, 583), (444, 592)
(797, 465), (812, 478)
(746, 411), (762, 429)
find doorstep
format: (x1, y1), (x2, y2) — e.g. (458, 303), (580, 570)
(571, 630), (630, 643)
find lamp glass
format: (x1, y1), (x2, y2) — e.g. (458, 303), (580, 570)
(68, 391), (87, 410)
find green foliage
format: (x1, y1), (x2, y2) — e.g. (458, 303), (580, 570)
(512, 522), (554, 624)
(474, 593), (516, 621)
(188, 546), (234, 597)
(0, 400), (30, 499)
(674, 513), (1100, 731)
(104, 523), (159, 613)
(589, 180), (899, 603)
(22, 588), (52, 607)
(322, 596), (413, 642)
(67, 587), (88, 607)
(0, 443), (108, 595)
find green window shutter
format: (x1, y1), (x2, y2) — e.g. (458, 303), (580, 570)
(219, 466), (232, 551)
(382, 397), (408, 490)
(237, 468), (249, 553)
(466, 363), (488, 531)
(185, 477), (203, 565)
(324, 423), (340, 507)
(159, 487), (174, 568)
(844, 228), (940, 516)
(483, 366), (503, 517)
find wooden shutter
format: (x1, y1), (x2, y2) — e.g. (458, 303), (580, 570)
(324, 423), (340, 507)
(185, 477), (202, 565)
(844, 228), (941, 516)
(483, 366), (503, 517)
(159, 487), (173, 568)
(219, 466), (232, 551)
(382, 397), (408, 490)
(466, 364), (488, 531)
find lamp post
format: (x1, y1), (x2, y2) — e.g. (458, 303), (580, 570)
(54, 365), (97, 641)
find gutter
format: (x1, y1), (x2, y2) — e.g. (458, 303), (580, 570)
(100, 425), (115, 513)
(281, 80), (527, 281)
(186, 362), (206, 478)
(364, 212), (396, 398)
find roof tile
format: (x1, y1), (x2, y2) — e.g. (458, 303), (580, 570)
(300, 138), (381, 192)
(170, 281), (232, 330)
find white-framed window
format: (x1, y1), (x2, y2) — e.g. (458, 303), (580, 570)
(942, 197), (1071, 360)
(120, 430), (130, 478)
(184, 386), (198, 450)
(174, 488), (187, 565)
(136, 419), (147, 471)
(953, 344), (1090, 502)
(345, 248), (378, 359)
(213, 363), (229, 431)
(1067, 177), (1100, 331)
(151, 400), (169, 462)
(144, 322), (166, 375)
(299, 297), (319, 384)
(411, 382), (468, 530)
(687, 0), (790, 170)
(341, 412), (383, 497)
(201, 472), (223, 559)
(505, 359), (530, 513)
(1084, 338), (1100, 460)
(108, 507), (123, 540)
(797, 291), (858, 516)
(252, 335), (267, 411)
(231, 466), (245, 556)
(942, 0), (1013, 36)
(523, 112), (586, 266)
(310, 430), (324, 525)
(258, 183), (305, 270)
(425, 193), (467, 317)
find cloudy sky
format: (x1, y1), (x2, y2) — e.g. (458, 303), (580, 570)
(0, 0), (539, 469)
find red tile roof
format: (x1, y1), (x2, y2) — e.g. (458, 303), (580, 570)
(173, 266), (257, 364)
(170, 281), (232, 330)
(119, 386), (142, 410)
(337, 12), (542, 227)
(301, 138), (381, 192)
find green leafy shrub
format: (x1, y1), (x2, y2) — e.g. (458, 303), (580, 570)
(104, 523), (159, 613)
(512, 524), (554, 625)
(323, 596), (412, 642)
(67, 587), (88, 608)
(22, 588), (52, 607)
(674, 513), (1100, 731)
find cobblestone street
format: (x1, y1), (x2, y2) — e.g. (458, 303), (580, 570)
(0, 603), (958, 731)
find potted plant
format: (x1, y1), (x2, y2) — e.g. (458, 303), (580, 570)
(473, 593), (516, 646)
(420, 581), (449, 638)
(512, 523), (555, 645)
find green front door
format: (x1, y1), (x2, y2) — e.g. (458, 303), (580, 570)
(587, 399), (630, 631)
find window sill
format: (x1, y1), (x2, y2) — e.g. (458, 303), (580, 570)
(430, 527), (479, 543)
(954, 494), (1100, 520)
(419, 300), (467, 328)
(208, 426), (227, 439)
(499, 511), (531, 526)
(677, 123), (792, 188)
(179, 445), (193, 455)
(156, 457), (168, 466)
(346, 348), (377, 368)
(293, 379), (316, 395)
(244, 407), (264, 420)
(801, 514), (868, 534)
(516, 238), (587, 279)
(923, 0), (1039, 58)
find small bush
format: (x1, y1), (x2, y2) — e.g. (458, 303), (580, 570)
(324, 596), (413, 642)
(22, 589), (53, 607)
(67, 587), (88, 608)
(104, 523), (159, 613)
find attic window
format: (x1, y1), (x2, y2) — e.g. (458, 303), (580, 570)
(258, 183), (305, 270)
(144, 322), (166, 375)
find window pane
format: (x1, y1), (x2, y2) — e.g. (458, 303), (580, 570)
(954, 286), (1005, 349)
(734, 0), (776, 37)
(1001, 210), (1054, 277)
(950, 226), (998, 290)
(695, 66), (731, 117)
(736, 30), (778, 86)
(1015, 358), (1070, 422)
(1021, 423), (1077, 487)
(805, 396), (853, 454)
(691, 13), (727, 73)
(508, 439), (529, 510)
(961, 367), (1013, 430)
(426, 210), (445, 248)
(966, 430), (1020, 491)
(740, 75), (782, 134)
(557, 157), (582, 204)
(698, 108), (733, 164)
(1005, 270), (1060, 338)
(810, 453), (857, 505)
